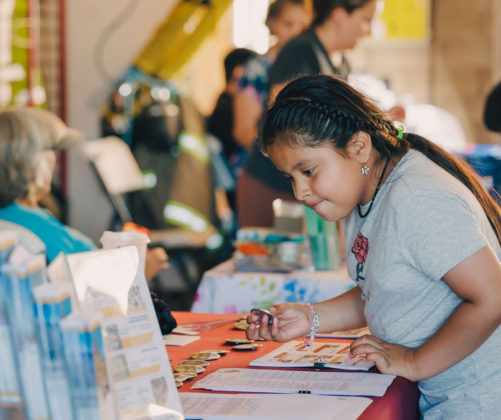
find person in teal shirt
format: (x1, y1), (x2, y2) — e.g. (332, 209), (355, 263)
(0, 202), (95, 262)
(0, 107), (168, 276)
(0, 107), (178, 334)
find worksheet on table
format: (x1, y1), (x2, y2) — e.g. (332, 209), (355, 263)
(192, 368), (395, 397)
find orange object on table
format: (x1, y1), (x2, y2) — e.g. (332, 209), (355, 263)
(235, 242), (270, 255)
(122, 221), (151, 236)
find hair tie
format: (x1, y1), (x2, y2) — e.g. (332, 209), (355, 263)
(396, 125), (405, 139)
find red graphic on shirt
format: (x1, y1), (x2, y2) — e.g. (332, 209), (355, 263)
(352, 232), (368, 264)
(352, 232), (368, 284)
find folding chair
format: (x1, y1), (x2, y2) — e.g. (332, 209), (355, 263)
(80, 136), (216, 297)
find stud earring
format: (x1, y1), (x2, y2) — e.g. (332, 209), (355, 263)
(361, 164), (369, 175)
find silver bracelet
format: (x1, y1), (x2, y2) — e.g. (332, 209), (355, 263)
(304, 303), (319, 347)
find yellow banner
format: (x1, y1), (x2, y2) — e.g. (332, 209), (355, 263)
(135, 0), (232, 80)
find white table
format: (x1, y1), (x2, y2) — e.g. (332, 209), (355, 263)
(191, 259), (354, 314)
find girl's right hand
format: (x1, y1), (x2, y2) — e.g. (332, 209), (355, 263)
(246, 303), (312, 342)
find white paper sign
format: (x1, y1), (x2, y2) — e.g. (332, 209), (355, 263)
(64, 247), (183, 419)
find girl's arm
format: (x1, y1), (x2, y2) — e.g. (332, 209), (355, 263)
(246, 286), (366, 342)
(314, 285), (367, 332)
(350, 245), (501, 381)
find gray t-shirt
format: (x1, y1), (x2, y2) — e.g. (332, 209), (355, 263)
(344, 149), (501, 419)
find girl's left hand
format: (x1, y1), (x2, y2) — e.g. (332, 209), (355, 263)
(349, 335), (418, 381)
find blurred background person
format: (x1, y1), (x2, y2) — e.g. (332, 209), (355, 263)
(207, 47), (257, 210)
(232, 0), (310, 153)
(0, 107), (169, 280)
(484, 80), (501, 133)
(238, 0), (377, 228)
(207, 47), (257, 171)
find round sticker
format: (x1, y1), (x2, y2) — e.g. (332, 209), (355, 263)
(175, 365), (204, 374)
(232, 343), (263, 351)
(174, 372), (196, 381)
(200, 349), (230, 355)
(234, 320), (249, 330)
(178, 359), (210, 367)
(191, 352), (221, 361)
(225, 338), (253, 345)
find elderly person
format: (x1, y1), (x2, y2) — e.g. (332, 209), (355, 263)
(0, 107), (168, 280)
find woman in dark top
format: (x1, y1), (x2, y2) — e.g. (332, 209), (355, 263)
(237, 0), (377, 227)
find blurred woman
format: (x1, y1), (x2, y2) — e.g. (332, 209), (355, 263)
(237, 0), (378, 227)
(0, 107), (168, 279)
(232, 0), (310, 151)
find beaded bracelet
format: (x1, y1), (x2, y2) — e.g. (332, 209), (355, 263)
(304, 303), (320, 347)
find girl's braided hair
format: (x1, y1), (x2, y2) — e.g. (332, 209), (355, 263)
(261, 74), (501, 243)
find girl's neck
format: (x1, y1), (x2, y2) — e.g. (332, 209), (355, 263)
(361, 156), (398, 206)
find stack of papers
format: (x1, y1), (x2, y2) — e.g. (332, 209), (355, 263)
(181, 392), (373, 420)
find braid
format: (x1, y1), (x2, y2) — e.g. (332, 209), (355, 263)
(269, 97), (369, 150)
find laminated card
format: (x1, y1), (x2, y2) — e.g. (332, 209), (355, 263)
(250, 340), (374, 370)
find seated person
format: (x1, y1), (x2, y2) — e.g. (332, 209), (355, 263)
(207, 47), (257, 179)
(0, 107), (168, 281)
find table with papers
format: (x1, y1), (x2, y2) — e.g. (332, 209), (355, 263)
(191, 258), (354, 314)
(168, 311), (420, 419)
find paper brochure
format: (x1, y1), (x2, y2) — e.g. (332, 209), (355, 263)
(180, 392), (372, 420)
(192, 368), (395, 397)
(58, 246), (183, 419)
(163, 334), (200, 346)
(172, 318), (241, 335)
(0, 232), (21, 404)
(249, 340), (374, 370)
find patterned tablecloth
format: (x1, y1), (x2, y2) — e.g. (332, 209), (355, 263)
(191, 259), (354, 314)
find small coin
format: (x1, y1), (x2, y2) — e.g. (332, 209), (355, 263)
(174, 372), (197, 381)
(175, 365), (204, 374)
(200, 349), (230, 355)
(178, 359), (210, 367)
(191, 352), (221, 361)
(225, 338), (253, 345)
(232, 343), (263, 351)
(233, 320), (249, 330)
(175, 380), (183, 388)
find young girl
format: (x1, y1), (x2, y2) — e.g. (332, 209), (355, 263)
(246, 75), (501, 418)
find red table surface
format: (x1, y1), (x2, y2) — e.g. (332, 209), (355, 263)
(168, 311), (420, 420)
